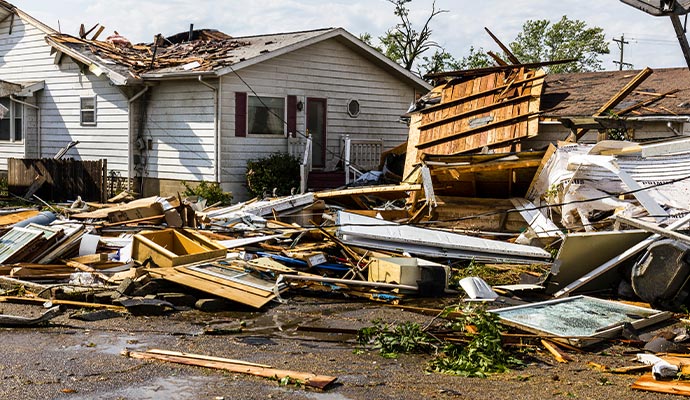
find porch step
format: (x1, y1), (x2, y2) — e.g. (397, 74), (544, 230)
(307, 171), (345, 191)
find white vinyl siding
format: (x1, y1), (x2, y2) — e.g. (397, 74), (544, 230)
(141, 79), (216, 182)
(220, 38), (417, 200)
(0, 14), (130, 173)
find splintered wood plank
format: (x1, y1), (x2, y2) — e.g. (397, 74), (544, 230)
(541, 339), (573, 363)
(0, 210), (40, 226)
(632, 373), (690, 396)
(146, 349), (271, 368)
(0, 296), (125, 311)
(595, 67), (653, 116)
(314, 184), (422, 199)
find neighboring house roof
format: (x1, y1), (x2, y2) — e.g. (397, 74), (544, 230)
(46, 27), (431, 91)
(541, 67), (690, 118)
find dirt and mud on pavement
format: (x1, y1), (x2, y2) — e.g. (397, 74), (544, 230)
(0, 294), (686, 400)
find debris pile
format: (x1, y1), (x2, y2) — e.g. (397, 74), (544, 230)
(6, 34), (690, 395)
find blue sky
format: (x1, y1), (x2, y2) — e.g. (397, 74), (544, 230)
(12, 0), (689, 70)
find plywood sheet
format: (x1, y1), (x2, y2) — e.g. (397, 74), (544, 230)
(546, 230), (651, 295)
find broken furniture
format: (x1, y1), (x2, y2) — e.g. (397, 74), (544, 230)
(367, 257), (449, 296)
(132, 228), (227, 267)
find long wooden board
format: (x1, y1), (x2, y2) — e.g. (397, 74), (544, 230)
(124, 349), (337, 390)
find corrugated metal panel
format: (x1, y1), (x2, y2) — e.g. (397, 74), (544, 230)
(336, 211), (551, 264)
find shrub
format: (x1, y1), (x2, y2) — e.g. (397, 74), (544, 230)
(182, 180), (233, 206)
(246, 152), (300, 198)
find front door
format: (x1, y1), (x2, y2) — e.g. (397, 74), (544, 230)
(306, 98), (326, 169)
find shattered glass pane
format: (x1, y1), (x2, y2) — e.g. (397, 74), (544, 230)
(492, 296), (662, 337)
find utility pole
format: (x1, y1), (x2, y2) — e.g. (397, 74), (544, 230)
(613, 34), (634, 70)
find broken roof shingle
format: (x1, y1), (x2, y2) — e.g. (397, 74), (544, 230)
(48, 28), (336, 79)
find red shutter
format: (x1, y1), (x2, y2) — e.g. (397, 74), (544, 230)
(287, 95), (297, 138)
(235, 92), (247, 137)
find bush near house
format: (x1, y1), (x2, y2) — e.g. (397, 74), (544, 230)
(182, 180), (233, 206)
(246, 152), (300, 198)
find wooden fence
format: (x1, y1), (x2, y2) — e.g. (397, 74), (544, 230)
(8, 158), (107, 203)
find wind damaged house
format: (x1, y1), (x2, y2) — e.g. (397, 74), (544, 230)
(0, 1), (430, 200)
(404, 66), (690, 195)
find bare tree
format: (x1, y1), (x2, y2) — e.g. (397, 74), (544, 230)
(380, 0), (448, 71)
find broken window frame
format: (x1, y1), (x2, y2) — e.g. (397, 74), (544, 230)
(80, 95), (97, 126)
(490, 295), (673, 347)
(0, 97), (23, 142)
(247, 95), (285, 135)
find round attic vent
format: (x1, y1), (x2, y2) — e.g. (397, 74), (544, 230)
(347, 99), (360, 118)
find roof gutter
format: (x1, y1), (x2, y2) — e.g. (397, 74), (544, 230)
(611, 115), (690, 122)
(198, 75), (220, 183)
(141, 70), (217, 80)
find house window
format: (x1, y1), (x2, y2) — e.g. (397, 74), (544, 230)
(80, 96), (97, 126)
(0, 98), (22, 142)
(347, 99), (360, 118)
(248, 96), (285, 135)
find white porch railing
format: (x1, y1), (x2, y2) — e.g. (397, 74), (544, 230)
(342, 135), (384, 185)
(288, 136), (312, 194)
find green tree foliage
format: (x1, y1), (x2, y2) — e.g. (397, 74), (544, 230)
(417, 49), (460, 76)
(456, 46), (493, 70)
(509, 15), (610, 73)
(182, 181), (233, 205)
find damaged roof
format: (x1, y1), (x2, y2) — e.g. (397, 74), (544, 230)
(47, 27), (430, 90)
(541, 67), (690, 117)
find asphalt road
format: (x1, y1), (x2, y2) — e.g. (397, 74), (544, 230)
(0, 296), (682, 400)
